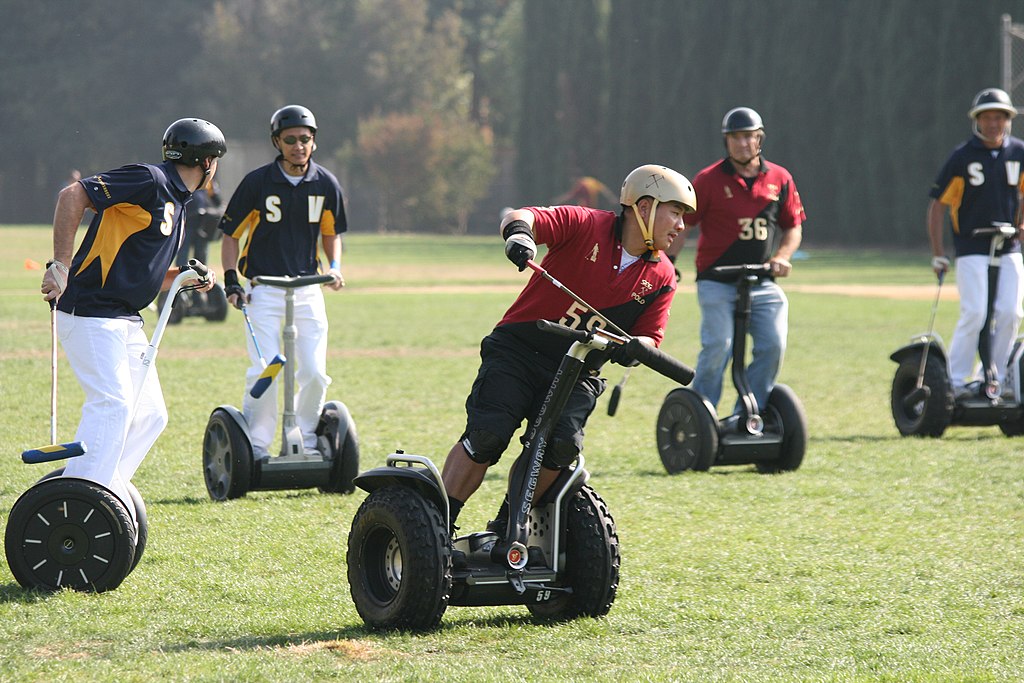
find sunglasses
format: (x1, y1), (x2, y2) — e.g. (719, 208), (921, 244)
(281, 134), (313, 145)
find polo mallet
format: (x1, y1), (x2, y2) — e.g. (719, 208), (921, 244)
(241, 302), (286, 399)
(607, 368), (631, 416)
(524, 259), (637, 415)
(902, 270), (945, 410)
(21, 299), (87, 464)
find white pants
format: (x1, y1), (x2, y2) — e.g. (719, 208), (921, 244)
(242, 284), (331, 454)
(57, 312), (167, 521)
(949, 253), (1024, 387)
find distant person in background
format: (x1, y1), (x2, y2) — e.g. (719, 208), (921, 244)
(552, 176), (619, 209)
(666, 106), (805, 414)
(219, 104), (347, 460)
(927, 87), (1024, 399)
(178, 180), (222, 268)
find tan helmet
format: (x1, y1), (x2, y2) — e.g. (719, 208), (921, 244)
(619, 164), (696, 255)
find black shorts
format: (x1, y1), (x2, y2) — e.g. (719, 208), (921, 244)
(461, 331), (606, 462)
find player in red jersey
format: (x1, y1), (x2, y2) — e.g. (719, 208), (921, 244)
(440, 164), (696, 540)
(666, 107), (805, 415)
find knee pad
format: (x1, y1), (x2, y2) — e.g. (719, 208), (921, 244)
(462, 430), (506, 465)
(541, 437), (579, 470)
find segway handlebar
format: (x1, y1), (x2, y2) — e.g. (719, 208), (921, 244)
(970, 223), (1017, 240)
(251, 273), (335, 289)
(536, 320), (695, 386)
(710, 263), (772, 278)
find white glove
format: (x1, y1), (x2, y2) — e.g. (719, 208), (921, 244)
(44, 260), (69, 299)
(931, 256), (950, 272)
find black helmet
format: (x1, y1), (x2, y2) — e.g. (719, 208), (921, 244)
(162, 119), (227, 167)
(722, 107), (765, 134)
(969, 88), (1016, 119)
(271, 105), (317, 138)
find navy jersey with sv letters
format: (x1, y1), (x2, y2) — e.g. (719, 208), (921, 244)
(930, 135), (1024, 257)
(218, 159), (346, 278)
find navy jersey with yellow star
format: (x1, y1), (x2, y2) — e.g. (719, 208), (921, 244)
(218, 159), (346, 278)
(58, 161), (191, 319)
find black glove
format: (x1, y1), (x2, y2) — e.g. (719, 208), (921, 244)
(608, 337), (643, 367)
(504, 233), (536, 272)
(224, 269), (246, 308)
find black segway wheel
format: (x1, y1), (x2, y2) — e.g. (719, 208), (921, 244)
(5, 478), (136, 592)
(203, 284), (229, 322)
(656, 388), (719, 473)
(203, 408), (253, 501)
(756, 384), (808, 474)
(347, 485), (451, 631)
(125, 482), (147, 574)
(317, 401), (359, 494)
(891, 354), (952, 437)
(33, 468), (148, 575)
(527, 484), (619, 622)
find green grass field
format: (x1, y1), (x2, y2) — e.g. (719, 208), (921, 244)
(0, 226), (1021, 682)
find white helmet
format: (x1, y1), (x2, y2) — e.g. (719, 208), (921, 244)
(619, 164), (696, 257)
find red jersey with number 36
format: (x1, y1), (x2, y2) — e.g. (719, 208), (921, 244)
(684, 158), (805, 280)
(495, 205), (677, 363)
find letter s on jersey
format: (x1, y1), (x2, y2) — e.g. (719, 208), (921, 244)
(265, 196), (282, 222)
(968, 162), (984, 187)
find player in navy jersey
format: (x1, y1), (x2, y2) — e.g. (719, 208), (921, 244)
(39, 118), (226, 519)
(440, 164), (696, 540)
(219, 105), (346, 459)
(666, 107), (805, 415)
(928, 88), (1024, 398)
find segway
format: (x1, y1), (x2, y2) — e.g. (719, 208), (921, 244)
(202, 274), (359, 501)
(346, 262), (696, 631)
(5, 261), (211, 591)
(656, 263), (807, 474)
(891, 224), (1024, 437)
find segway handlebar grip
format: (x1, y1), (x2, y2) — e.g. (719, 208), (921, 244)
(535, 319), (589, 342)
(186, 258), (210, 277)
(630, 343), (695, 386)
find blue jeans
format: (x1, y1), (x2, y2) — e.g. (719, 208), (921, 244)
(692, 278), (789, 414)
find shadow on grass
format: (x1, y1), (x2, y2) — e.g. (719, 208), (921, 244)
(0, 582), (63, 604)
(160, 612), (544, 652)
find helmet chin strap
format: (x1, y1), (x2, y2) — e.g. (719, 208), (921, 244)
(631, 199), (660, 258)
(973, 119), (1012, 145)
(273, 137), (311, 176)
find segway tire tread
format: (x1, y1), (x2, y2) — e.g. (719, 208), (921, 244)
(527, 484), (619, 622)
(347, 485), (452, 631)
(891, 355), (952, 437)
(756, 384), (808, 474)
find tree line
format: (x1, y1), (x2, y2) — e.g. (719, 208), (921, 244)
(2, 0), (1021, 246)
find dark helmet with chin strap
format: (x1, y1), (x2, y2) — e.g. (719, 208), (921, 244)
(722, 107), (765, 135)
(969, 88), (1016, 143)
(162, 118), (227, 167)
(271, 105), (317, 139)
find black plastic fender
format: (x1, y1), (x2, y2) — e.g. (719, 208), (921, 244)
(354, 466), (446, 521)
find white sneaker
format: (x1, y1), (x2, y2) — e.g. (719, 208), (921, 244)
(252, 445), (271, 461)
